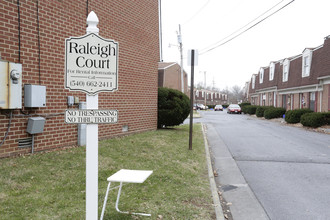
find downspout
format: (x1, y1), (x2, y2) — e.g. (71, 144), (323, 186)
(158, 0), (163, 62)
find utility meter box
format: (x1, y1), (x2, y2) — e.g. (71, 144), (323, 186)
(0, 60), (22, 109)
(26, 117), (46, 134)
(24, 84), (46, 107)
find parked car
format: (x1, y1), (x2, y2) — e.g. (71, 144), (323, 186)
(227, 104), (242, 114)
(195, 104), (206, 110)
(214, 105), (223, 111)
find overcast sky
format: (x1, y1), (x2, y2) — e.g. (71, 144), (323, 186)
(160, 0), (330, 90)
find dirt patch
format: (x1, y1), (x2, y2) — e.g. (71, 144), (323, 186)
(252, 115), (330, 134)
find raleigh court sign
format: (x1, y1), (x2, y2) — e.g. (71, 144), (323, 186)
(65, 33), (119, 95)
(64, 11), (119, 219)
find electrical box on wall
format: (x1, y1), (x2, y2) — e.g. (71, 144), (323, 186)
(0, 60), (22, 109)
(26, 117), (46, 134)
(24, 84), (46, 107)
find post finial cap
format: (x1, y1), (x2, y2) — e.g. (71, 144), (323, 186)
(86, 11), (99, 34)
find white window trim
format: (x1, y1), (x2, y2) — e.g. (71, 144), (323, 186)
(269, 62), (275, 81)
(259, 68), (264, 84)
(252, 75), (256, 89)
(282, 59), (290, 82)
(302, 49), (312, 77)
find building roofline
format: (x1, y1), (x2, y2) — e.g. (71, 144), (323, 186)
(158, 62), (178, 70)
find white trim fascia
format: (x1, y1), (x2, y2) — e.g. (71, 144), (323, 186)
(317, 75), (330, 80)
(277, 84), (323, 94)
(249, 93), (259, 98)
(312, 44), (323, 51)
(290, 54), (302, 62)
(318, 76), (330, 85)
(256, 86), (277, 93)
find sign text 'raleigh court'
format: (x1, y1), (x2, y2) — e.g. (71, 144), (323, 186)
(65, 33), (119, 95)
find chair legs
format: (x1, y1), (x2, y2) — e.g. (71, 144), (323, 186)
(100, 182), (151, 219)
(115, 182), (151, 216)
(100, 182), (112, 220)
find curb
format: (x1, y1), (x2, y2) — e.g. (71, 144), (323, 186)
(202, 123), (225, 220)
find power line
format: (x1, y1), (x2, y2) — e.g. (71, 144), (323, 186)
(182, 0), (211, 25)
(200, 0), (295, 55)
(201, 0), (286, 52)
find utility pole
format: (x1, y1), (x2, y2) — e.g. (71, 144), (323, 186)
(188, 50), (196, 150)
(177, 24), (184, 93)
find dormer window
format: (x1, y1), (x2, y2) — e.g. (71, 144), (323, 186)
(252, 75), (256, 89)
(269, 62), (275, 81)
(259, 68), (264, 84)
(282, 59), (290, 82)
(302, 49), (312, 77)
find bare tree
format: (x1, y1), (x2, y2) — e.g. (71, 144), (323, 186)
(227, 85), (244, 104)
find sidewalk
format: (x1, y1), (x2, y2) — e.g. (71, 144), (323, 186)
(201, 123), (225, 220)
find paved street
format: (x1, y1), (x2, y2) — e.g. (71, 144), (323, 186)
(198, 110), (330, 220)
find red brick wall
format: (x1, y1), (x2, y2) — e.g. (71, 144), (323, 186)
(0, 0), (159, 158)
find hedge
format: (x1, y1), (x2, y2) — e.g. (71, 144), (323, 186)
(158, 87), (190, 128)
(240, 102), (251, 108)
(285, 108), (313, 124)
(242, 105), (258, 115)
(300, 112), (325, 128)
(264, 107), (286, 119)
(324, 112), (330, 125)
(301, 112), (330, 128)
(256, 106), (273, 117)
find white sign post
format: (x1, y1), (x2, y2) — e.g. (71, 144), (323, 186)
(65, 11), (119, 220)
(86, 11), (100, 220)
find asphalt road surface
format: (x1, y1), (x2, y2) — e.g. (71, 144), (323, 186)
(197, 110), (330, 220)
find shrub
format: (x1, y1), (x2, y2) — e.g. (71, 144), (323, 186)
(222, 104), (229, 108)
(242, 105), (258, 115)
(158, 87), (190, 128)
(256, 106), (273, 117)
(300, 112), (326, 128)
(207, 105), (215, 109)
(285, 108), (313, 124)
(240, 102), (251, 108)
(264, 107), (286, 119)
(323, 112), (330, 125)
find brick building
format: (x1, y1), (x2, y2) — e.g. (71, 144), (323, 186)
(158, 62), (188, 94)
(0, 0), (159, 158)
(248, 35), (330, 112)
(190, 88), (228, 106)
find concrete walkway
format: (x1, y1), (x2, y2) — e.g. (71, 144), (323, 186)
(202, 123), (225, 220)
(205, 123), (269, 220)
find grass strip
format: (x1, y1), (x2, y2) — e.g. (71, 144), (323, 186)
(0, 124), (215, 219)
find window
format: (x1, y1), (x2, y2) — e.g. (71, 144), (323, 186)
(282, 59), (290, 82)
(269, 62), (275, 81)
(196, 90), (199, 97)
(302, 49), (312, 77)
(309, 92), (315, 111)
(259, 68), (264, 84)
(268, 93), (272, 106)
(252, 75), (256, 89)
